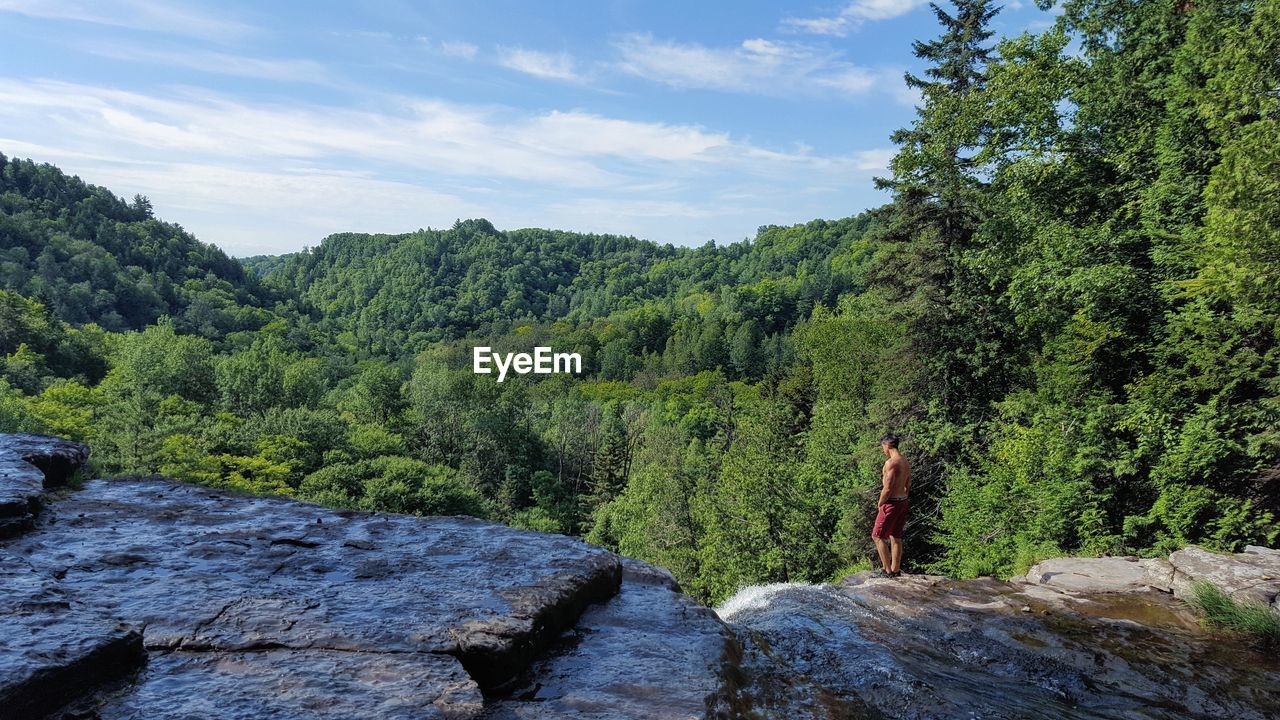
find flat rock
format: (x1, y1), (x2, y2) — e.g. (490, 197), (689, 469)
(0, 433), (88, 538)
(1021, 556), (1170, 594)
(0, 551), (144, 720)
(82, 649), (483, 720)
(717, 572), (1280, 719)
(485, 559), (742, 720)
(1168, 546), (1280, 607)
(0, 433), (628, 719)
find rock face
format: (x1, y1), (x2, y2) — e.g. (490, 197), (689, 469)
(1023, 555), (1176, 593)
(0, 435), (733, 720)
(1167, 545), (1280, 607)
(722, 573), (1280, 720)
(0, 433), (88, 538)
(3, 433), (1278, 720)
(1024, 548), (1280, 609)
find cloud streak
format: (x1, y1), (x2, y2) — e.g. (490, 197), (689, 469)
(782, 0), (931, 37)
(0, 79), (890, 252)
(613, 34), (876, 97)
(84, 45), (331, 83)
(0, 0), (254, 40)
(497, 47), (583, 82)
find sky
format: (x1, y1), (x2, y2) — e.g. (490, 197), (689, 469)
(0, 0), (1056, 256)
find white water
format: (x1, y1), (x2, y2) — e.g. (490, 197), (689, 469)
(714, 582), (825, 621)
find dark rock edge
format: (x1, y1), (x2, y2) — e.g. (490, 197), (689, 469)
(0, 437), (638, 718)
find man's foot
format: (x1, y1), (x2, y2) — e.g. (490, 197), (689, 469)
(889, 571), (902, 578)
(872, 570), (893, 578)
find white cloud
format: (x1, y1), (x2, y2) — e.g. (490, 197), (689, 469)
(0, 79), (890, 252)
(415, 37), (480, 61)
(0, 0), (254, 40)
(497, 47), (582, 82)
(782, 0), (931, 37)
(613, 34), (876, 97)
(519, 111), (730, 162)
(438, 40), (478, 60)
(853, 148), (895, 171)
(84, 46), (330, 83)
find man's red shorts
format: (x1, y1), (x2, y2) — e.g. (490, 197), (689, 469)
(872, 499), (910, 539)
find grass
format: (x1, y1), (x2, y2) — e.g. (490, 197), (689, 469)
(1187, 580), (1280, 647)
(827, 559), (873, 583)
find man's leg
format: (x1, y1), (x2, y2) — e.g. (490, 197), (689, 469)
(873, 535), (891, 573)
(889, 536), (903, 574)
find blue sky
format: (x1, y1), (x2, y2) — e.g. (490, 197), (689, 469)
(0, 0), (1056, 256)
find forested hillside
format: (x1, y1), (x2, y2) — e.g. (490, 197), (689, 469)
(258, 215), (868, 358)
(0, 154), (278, 337)
(2, 0), (1276, 604)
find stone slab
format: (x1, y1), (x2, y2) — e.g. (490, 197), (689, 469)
(85, 649), (483, 720)
(1021, 556), (1166, 594)
(1168, 546), (1280, 607)
(0, 433), (88, 538)
(5, 477), (622, 691)
(485, 559), (741, 719)
(0, 551), (144, 720)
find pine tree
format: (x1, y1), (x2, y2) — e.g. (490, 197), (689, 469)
(889, 0), (1000, 212)
(863, 0), (1007, 511)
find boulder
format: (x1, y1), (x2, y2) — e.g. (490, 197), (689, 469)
(0, 433), (88, 538)
(717, 571), (1280, 719)
(1168, 545), (1280, 607)
(1021, 556), (1172, 593)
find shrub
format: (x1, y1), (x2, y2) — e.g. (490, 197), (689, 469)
(1187, 580), (1280, 647)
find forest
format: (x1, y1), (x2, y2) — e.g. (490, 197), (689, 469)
(2, 0), (1277, 603)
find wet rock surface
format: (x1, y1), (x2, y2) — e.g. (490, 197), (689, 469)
(0, 434), (734, 720)
(5, 433), (1280, 720)
(0, 433), (88, 538)
(485, 559), (741, 720)
(719, 573), (1280, 720)
(73, 649), (484, 720)
(0, 550), (144, 720)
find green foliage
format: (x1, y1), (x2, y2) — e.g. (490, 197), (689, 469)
(1188, 580), (1280, 648)
(2, 0), (1278, 606)
(297, 456), (487, 517)
(0, 379), (34, 432)
(0, 154), (277, 337)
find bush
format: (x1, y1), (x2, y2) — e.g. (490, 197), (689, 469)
(1187, 580), (1280, 647)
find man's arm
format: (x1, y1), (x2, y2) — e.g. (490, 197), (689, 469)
(878, 460), (894, 505)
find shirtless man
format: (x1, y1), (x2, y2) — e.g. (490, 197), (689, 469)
(871, 434), (911, 578)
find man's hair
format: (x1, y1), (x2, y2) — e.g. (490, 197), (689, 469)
(879, 434), (900, 449)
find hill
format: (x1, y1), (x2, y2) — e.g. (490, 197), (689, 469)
(3, 0), (1279, 611)
(0, 153), (278, 337)
(256, 215), (872, 357)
